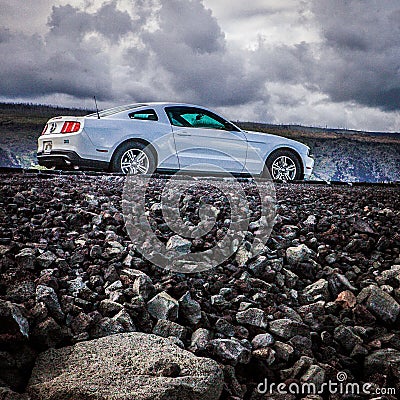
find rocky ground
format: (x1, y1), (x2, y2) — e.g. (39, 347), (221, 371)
(0, 173), (399, 399)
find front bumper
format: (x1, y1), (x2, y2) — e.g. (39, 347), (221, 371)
(303, 155), (315, 179)
(37, 150), (109, 170)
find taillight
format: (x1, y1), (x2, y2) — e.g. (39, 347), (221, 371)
(61, 121), (81, 133)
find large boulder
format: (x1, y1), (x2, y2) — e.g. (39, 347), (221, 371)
(27, 332), (223, 400)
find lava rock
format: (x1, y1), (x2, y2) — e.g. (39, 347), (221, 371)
(35, 285), (64, 322)
(251, 333), (275, 349)
(359, 285), (400, 323)
(269, 319), (310, 340)
(209, 338), (251, 365)
(152, 319), (187, 341)
(236, 308), (268, 329)
(189, 328), (212, 354)
(147, 291), (179, 321)
(0, 300), (29, 341)
(286, 244), (314, 265)
(179, 291), (202, 325)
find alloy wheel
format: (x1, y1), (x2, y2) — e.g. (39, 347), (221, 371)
(271, 155), (297, 181)
(120, 149), (150, 175)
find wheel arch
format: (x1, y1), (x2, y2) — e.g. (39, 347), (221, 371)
(109, 138), (158, 170)
(265, 147), (304, 178)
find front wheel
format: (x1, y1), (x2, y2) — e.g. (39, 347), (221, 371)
(111, 142), (156, 174)
(265, 150), (302, 181)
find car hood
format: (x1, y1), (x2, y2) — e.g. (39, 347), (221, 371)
(243, 130), (310, 152)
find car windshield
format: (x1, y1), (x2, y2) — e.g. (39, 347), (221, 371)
(86, 104), (147, 118)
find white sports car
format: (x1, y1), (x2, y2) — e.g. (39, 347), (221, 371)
(37, 102), (314, 180)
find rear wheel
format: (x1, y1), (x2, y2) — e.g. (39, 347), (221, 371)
(111, 142), (156, 174)
(265, 150), (302, 181)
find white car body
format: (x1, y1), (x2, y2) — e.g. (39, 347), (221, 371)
(37, 102), (314, 179)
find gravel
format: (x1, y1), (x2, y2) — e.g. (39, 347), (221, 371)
(0, 174), (399, 399)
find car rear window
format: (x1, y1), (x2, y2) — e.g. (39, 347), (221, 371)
(129, 109), (158, 121)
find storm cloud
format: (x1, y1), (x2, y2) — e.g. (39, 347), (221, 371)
(311, 0), (400, 112)
(0, 0), (399, 131)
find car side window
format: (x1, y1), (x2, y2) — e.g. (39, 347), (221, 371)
(129, 109), (158, 121)
(165, 107), (238, 131)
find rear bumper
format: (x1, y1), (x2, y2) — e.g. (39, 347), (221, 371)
(37, 150), (109, 170)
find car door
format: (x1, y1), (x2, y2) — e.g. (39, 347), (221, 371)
(165, 106), (248, 173)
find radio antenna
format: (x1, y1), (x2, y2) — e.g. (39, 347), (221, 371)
(94, 96), (100, 119)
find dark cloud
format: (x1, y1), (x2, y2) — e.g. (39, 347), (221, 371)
(249, 0), (400, 112)
(311, 0), (400, 111)
(48, 1), (134, 42)
(0, 0), (399, 129)
(0, 1), (138, 101)
(127, 0), (266, 106)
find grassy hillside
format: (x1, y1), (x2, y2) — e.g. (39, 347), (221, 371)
(0, 103), (399, 182)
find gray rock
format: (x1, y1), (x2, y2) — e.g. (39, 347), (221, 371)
(90, 317), (125, 339)
(166, 235), (192, 254)
(6, 281), (36, 303)
(215, 318), (236, 337)
(236, 308), (268, 329)
(15, 248), (36, 270)
(300, 364), (326, 387)
(152, 319), (187, 341)
(210, 294), (229, 308)
(179, 291), (202, 325)
(131, 273), (155, 301)
(209, 338), (251, 365)
(89, 244), (102, 258)
(147, 291), (179, 321)
(304, 215), (317, 227)
(283, 268), (299, 288)
(274, 341), (295, 362)
(280, 355), (314, 380)
(35, 285), (64, 322)
(251, 333), (275, 349)
(113, 310), (136, 332)
(104, 280), (123, 295)
(269, 319), (310, 340)
(27, 332), (223, 400)
(0, 299), (29, 339)
(298, 301), (326, 317)
(333, 325), (363, 353)
(189, 328), (212, 354)
(364, 348), (400, 378)
(68, 276), (87, 297)
(376, 265), (400, 285)
(98, 299), (124, 317)
(36, 251), (57, 269)
(303, 279), (330, 301)
(248, 256), (268, 276)
(359, 285), (400, 323)
(32, 317), (66, 348)
(286, 244), (314, 265)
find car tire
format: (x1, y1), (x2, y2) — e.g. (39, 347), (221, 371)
(110, 141), (156, 174)
(264, 149), (302, 181)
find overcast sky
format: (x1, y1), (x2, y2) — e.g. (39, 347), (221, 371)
(0, 0), (399, 131)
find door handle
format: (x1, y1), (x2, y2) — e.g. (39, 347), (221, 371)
(176, 131), (191, 136)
